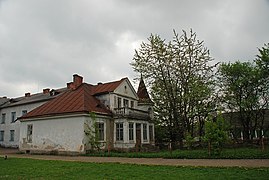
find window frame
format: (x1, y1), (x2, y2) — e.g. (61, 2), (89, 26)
(10, 130), (15, 142)
(123, 99), (129, 107)
(129, 123), (134, 141)
(22, 110), (27, 116)
(0, 131), (4, 141)
(117, 97), (122, 108)
(116, 123), (124, 141)
(96, 122), (104, 141)
(1, 113), (6, 124)
(143, 124), (148, 141)
(11, 112), (16, 123)
(27, 124), (33, 143)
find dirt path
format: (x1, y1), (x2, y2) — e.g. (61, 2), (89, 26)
(1, 148), (269, 168)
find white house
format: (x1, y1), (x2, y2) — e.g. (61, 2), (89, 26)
(18, 74), (154, 154)
(0, 88), (66, 148)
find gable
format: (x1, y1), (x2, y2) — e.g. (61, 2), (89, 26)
(114, 78), (138, 99)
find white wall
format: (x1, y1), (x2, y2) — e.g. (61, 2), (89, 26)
(114, 80), (138, 100)
(113, 118), (153, 149)
(0, 102), (45, 147)
(19, 115), (85, 153)
(83, 115), (112, 151)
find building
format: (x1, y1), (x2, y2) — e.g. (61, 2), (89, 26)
(16, 74), (154, 154)
(222, 110), (269, 140)
(0, 88), (66, 148)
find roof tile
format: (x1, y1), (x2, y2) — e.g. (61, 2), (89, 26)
(21, 83), (113, 120)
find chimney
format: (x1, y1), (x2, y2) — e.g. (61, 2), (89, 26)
(67, 82), (75, 90)
(73, 74), (83, 88)
(43, 88), (50, 94)
(67, 74), (83, 90)
(25, 93), (31, 97)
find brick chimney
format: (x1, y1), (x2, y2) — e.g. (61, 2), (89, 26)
(43, 88), (50, 94)
(67, 74), (83, 90)
(67, 82), (75, 89)
(25, 92), (31, 97)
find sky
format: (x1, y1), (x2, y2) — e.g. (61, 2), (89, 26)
(0, 0), (269, 97)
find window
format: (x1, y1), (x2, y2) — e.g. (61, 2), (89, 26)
(123, 99), (129, 107)
(130, 101), (134, 108)
(116, 123), (124, 141)
(11, 112), (16, 123)
(117, 97), (122, 108)
(10, 130), (14, 142)
(149, 125), (153, 142)
(96, 122), (104, 141)
(0, 131), (4, 141)
(114, 96), (117, 108)
(22, 110), (27, 116)
(143, 124), (147, 141)
(1, 113), (6, 124)
(129, 123), (134, 141)
(27, 124), (33, 143)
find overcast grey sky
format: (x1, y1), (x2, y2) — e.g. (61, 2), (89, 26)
(0, 0), (269, 97)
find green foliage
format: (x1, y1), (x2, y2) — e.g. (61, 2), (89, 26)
(217, 43), (269, 142)
(86, 147), (269, 159)
(1, 158), (269, 179)
(185, 132), (195, 149)
(131, 29), (217, 147)
(256, 43), (269, 77)
(84, 112), (101, 152)
(203, 115), (229, 156)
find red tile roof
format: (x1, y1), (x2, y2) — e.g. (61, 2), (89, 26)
(92, 78), (126, 95)
(20, 83), (114, 120)
(137, 78), (152, 104)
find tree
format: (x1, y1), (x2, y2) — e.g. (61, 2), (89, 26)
(131, 29), (217, 148)
(256, 43), (269, 77)
(255, 43), (269, 145)
(218, 43), (269, 142)
(203, 115), (229, 156)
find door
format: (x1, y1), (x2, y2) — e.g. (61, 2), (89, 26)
(136, 123), (141, 151)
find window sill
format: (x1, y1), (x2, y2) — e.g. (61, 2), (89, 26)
(115, 140), (124, 143)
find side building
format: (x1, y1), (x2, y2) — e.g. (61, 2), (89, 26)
(0, 89), (67, 147)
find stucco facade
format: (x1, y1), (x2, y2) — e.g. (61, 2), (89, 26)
(19, 115), (86, 154)
(0, 101), (47, 147)
(2, 74), (155, 154)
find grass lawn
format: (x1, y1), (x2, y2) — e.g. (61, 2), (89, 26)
(0, 158), (268, 179)
(86, 147), (269, 159)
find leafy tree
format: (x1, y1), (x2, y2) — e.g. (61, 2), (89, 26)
(131, 29), (217, 148)
(255, 43), (269, 143)
(203, 115), (229, 156)
(218, 43), (269, 142)
(256, 43), (269, 77)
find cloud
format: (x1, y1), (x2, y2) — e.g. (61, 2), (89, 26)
(0, 0), (268, 97)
